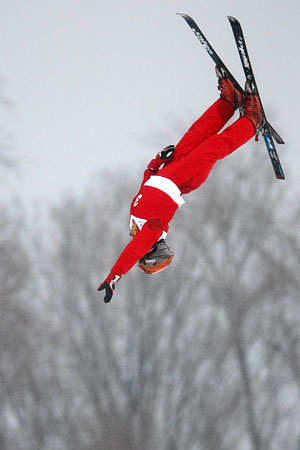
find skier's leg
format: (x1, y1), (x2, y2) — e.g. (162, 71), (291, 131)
(208, 115), (255, 160)
(160, 115), (254, 189)
(175, 99), (234, 158)
(175, 67), (243, 159)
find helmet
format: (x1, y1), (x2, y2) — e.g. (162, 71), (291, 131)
(138, 240), (174, 274)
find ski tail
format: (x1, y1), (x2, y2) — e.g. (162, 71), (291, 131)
(176, 13), (243, 93)
(263, 134), (285, 179)
(227, 16), (285, 180)
(268, 124), (284, 145)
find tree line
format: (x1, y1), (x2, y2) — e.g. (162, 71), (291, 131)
(1, 145), (299, 450)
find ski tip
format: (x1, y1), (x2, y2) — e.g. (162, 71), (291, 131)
(227, 16), (239, 24)
(176, 12), (190, 19)
(176, 13), (196, 25)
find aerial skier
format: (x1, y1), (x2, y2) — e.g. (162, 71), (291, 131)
(98, 67), (263, 303)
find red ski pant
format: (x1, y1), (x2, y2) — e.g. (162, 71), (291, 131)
(159, 99), (255, 192)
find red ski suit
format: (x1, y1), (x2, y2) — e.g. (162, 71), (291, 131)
(108, 99), (254, 280)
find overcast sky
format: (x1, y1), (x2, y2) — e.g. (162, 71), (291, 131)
(1, 0), (299, 205)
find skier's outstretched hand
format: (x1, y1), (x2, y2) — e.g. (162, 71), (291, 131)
(98, 282), (114, 303)
(98, 274), (121, 303)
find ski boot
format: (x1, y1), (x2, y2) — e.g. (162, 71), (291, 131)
(242, 81), (264, 137)
(216, 65), (243, 111)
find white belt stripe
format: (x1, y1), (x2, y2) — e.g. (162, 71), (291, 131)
(144, 176), (185, 207)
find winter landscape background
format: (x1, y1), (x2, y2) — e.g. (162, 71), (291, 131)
(1, 0), (300, 449)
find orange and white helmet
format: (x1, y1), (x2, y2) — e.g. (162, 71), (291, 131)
(138, 240), (174, 274)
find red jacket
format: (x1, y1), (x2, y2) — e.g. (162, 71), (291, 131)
(109, 99), (254, 280)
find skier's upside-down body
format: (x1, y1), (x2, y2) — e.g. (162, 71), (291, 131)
(98, 67), (263, 303)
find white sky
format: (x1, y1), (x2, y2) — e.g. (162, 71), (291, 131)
(1, 0), (299, 205)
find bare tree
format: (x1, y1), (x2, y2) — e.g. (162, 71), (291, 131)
(2, 149), (299, 450)
(0, 205), (37, 450)
(30, 158), (298, 449)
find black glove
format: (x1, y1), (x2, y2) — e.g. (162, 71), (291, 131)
(159, 145), (175, 160)
(98, 281), (114, 303)
(147, 145), (175, 173)
(97, 274), (121, 303)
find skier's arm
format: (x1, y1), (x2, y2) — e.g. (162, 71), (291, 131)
(98, 218), (163, 303)
(112, 218), (163, 275)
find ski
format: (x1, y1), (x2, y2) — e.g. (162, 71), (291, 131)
(228, 16), (285, 179)
(176, 13), (284, 146)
